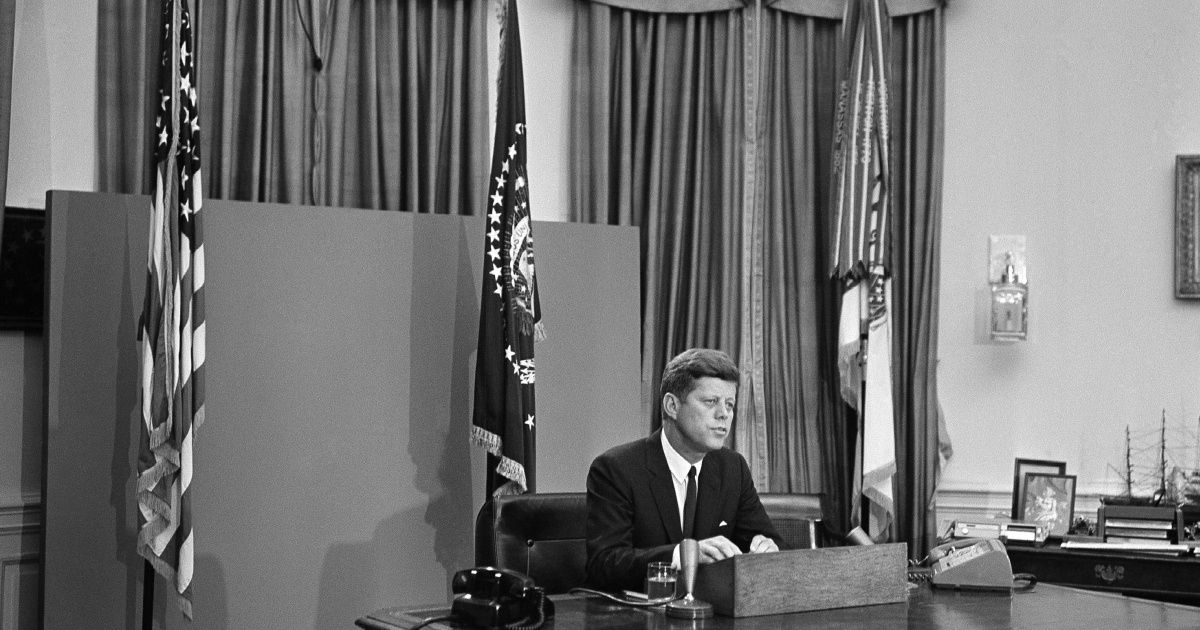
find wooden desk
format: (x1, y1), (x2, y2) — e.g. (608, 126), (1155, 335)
(356, 582), (1200, 629)
(1008, 543), (1200, 603)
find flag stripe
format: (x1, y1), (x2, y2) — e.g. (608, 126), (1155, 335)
(831, 0), (896, 540)
(137, 0), (204, 619)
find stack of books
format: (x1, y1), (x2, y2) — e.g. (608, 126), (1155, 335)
(1097, 505), (1184, 545)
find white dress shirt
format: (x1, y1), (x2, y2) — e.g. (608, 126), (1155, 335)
(661, 433), (703, 568)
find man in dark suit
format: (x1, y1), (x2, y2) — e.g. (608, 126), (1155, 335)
(585, 348), (782, 592)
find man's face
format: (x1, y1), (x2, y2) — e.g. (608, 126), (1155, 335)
(663, 376), (737, 462)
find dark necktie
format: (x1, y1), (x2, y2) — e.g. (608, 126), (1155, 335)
(683, 466), (698, 539)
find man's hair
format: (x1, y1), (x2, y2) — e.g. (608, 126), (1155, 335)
(660, 348), (739, 401)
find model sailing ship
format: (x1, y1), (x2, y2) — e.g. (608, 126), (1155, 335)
(1102, 410), (1200, 506)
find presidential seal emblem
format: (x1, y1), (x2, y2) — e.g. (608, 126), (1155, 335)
(504, 166), (538, 335)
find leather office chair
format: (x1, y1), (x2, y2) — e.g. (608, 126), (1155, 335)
(759, 492), (825, 550)
(488, 492), (588, 595)
(476, 491), (823, 595)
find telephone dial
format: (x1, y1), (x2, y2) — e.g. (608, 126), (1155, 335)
(449, 567), (553, 629)
(911, 538), (1036, 592)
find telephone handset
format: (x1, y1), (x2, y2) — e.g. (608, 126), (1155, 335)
(921, 538), (1035, 592)
(450, 567), (553, 629)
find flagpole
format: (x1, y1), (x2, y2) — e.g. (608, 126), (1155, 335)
(142, 560), (154, 630)
(857, 326), (868, 534)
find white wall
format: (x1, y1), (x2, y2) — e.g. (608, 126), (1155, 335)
(6, 0), (95, 209)
(938, 0), (1200, 517)
(488, 0), (574, 223)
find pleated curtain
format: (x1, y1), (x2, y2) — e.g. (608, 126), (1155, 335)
(97, 0), (489, 216)
(571, 0), (947, 556)
(0, 0), (18, 222)
(570, 2), (747, 433)
(889, 6), (952, 558)
(752, 5), (848, 534)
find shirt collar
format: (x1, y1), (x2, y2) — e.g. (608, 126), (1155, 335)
(661, 431), (703, 485)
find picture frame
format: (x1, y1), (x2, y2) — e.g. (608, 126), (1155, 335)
(1018, 473), (1077, 538)
(1012, 458), (1066, 520)
(1175, 155), (1200, 298)
(0, 208), (46, 331)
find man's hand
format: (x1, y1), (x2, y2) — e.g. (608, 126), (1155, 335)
(749, 534), (778, 554)
(696, 536), (742, 564)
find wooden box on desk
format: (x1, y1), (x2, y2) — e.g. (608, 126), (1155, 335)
(693, 543), (908, 617)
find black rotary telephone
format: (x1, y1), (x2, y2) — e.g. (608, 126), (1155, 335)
(449, 567), (553, 630)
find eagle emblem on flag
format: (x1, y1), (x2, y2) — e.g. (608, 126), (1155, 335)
(505, 165), (537, 336)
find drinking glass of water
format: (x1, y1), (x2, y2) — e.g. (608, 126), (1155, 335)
(645, 562), (678, 601)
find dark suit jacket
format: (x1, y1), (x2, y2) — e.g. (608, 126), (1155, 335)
(585, 430), (782, 592)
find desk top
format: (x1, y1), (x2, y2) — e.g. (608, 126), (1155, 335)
(357, 582), (1200, 630)
(1008, 542), (1200, 602)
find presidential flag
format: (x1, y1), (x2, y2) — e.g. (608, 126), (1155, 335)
(136, 0), (206, 618)
(830, 0), (895, 541)
(471, 0), (544, 497)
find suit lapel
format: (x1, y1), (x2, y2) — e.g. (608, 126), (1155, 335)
(694, 452), (723, 539)
(646, 430), (684, 542)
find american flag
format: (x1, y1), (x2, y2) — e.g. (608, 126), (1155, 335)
(830, 0), (895, 542)
(136, 0), (206, 618)
(470, 0), (543, 497)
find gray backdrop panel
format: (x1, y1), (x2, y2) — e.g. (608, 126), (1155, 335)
(42, 191), (642, 629)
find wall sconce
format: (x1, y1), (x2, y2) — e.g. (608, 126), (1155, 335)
(989, 236), (1027, 341)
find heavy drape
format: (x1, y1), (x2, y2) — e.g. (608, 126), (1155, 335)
(572, 0), (946, 556)
(570, 3), (746, 428)
(752, 6), (850, 532)
(889, 5), (950, 557)
(0, 0), (17, 225)
(97, 0), (488, 215)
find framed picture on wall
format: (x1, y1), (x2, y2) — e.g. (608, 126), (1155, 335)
(1012, 458), (1066, 520)
(1018, 473), (1077, 538)
(0, 208), (46, 331)
(1176, 155), (1200, 298)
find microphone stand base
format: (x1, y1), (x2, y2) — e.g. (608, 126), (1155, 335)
(666, 597), (713, 619)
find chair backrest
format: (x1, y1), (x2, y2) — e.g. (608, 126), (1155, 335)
(491, 492), (588, 595)
(759, 492), (825, 550)
(481, 491), (824, 594)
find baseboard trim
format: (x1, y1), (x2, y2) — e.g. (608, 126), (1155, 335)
(935, 485), (1103, 535)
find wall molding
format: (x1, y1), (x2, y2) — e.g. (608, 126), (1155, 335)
(1, 554), (39, 630)
(935, 485), (1105, 537)
(0, 497), (39, 539)
(0, 496), (40, 630)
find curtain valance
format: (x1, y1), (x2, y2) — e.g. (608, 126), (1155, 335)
(585, 0), (942, 17)
(778, 0), (948, 18)
(583, 0), (744, 12)
(767, 0), (942, 18)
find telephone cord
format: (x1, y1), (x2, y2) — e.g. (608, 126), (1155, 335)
(568, 587), (680, 607)
(503, 588), (550, 630)
(406, 589), (550, 630)
(1013, 573), (1038, 592)
(407, 614), (455, 630)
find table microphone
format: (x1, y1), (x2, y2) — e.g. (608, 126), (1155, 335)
(666, 538), (713, 619)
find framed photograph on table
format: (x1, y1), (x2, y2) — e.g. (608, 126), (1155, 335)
(1018, 473), (1077, 538)
(1012, 458), (1066, 520)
